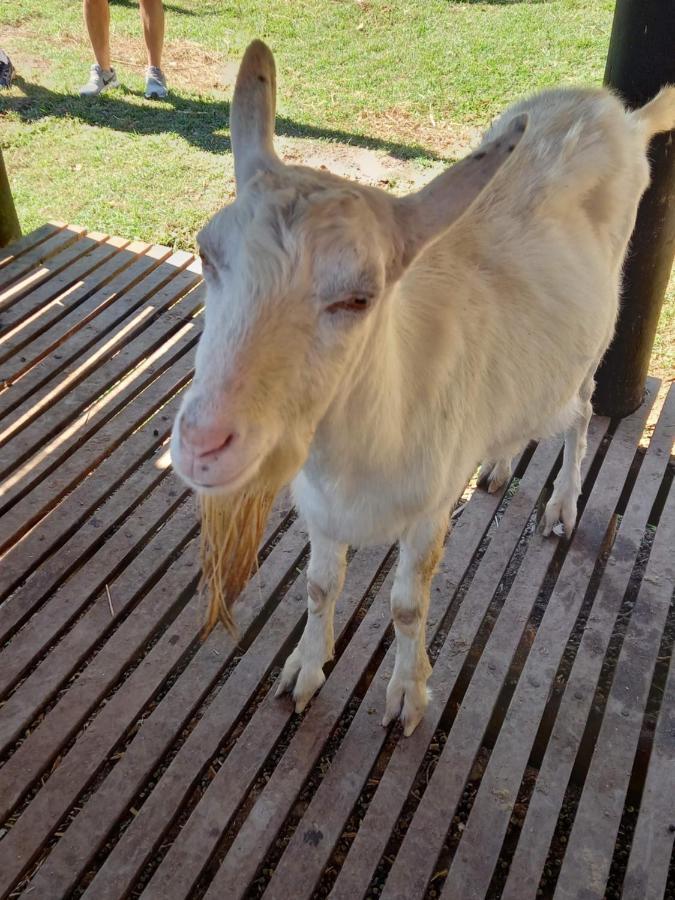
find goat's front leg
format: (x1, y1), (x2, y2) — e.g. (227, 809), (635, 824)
(383, 512), (447, 736)
(275, 532), (347, 713)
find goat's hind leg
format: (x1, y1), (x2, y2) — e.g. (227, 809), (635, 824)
(478, 457), (513, 494)
(383, 511), (447, 737)
(478, 439), (525, 494)
(275, 532), (347, 713)
(542, 375), (594, 539)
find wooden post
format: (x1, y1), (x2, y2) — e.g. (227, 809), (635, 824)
(593, 0), (675, 418)
(0, 147), (21, 249)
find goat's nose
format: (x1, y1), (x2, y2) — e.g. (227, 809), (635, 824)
(179, 414), (237, 458)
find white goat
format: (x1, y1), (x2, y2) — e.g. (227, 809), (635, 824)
(171, 40), (675, 735)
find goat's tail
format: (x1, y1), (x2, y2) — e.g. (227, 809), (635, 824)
(630, 86), (675, 138)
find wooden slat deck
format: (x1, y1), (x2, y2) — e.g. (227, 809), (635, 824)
(0, 224), (673, 900)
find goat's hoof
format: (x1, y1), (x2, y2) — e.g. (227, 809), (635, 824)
(478, 459), (511, 494)
(293, 666), (326, 713)
(541, 493), (577, 539)
(275, 648), (326, 713)
(381, 678), (429, 737)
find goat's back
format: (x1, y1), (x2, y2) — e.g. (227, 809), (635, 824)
(478, 88), (652, 266)
(398, 88), (656, 471)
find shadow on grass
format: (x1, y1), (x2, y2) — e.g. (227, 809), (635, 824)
(2, 76), (444, 162)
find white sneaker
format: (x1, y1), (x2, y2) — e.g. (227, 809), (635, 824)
(79, 63), (119, 97)
(145, 66), (168, 99)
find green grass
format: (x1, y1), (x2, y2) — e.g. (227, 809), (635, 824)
(0, 0), (672, 377)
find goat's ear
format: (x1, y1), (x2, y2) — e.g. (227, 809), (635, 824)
(230, 40), (280, 189)
(393, 113), (528, 267)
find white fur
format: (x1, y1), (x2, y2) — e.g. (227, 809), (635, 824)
(170, 41), (675, 734)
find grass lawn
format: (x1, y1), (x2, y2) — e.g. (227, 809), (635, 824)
(0, 0), (672, 378)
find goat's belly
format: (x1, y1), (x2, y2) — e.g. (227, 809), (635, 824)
(292, 468), (447, 547)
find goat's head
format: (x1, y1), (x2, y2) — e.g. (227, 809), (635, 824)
(171, 40), (527, 497)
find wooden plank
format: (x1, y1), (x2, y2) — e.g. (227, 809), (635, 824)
(0, 497), (197, 814)
(0, 272), (200, 470)
(200, 465), (526, 900)
(0, 516), (306, 897)
(0, 222), (65, 269)
(0, 488), (288, 727)
(553, 476), (675, 898)
(0, 330), (194, 532)
(0, 546), (202, 897)
(326, 437), (578, 899)
(0, 474), (190, 718)
(424, 394), (655, 900)
(24, 497), (295, 899)
(263, 439), (570, 900)
(0, 327), (195, 547)
(0, 228), (102, 311)
(373, 401), (645, 900)
(0, 270), (202, 470)
(80, 540), (384, 900)
(0, 393), (182, 635)
(502, 385), (675, 900)
(0, 239), (148, 365)
(0, 246), (189, 395)
(0, 225), (86, 295)
(84, 472), (498, 900)
(178, 577), (394, 900)
(0, 235), (131, 348)
(5, 230), (669, 900)
(271, 433), (609, 900)
(622, 649), (675, 900)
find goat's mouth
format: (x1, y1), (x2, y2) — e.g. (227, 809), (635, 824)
(190, 434), (311, 638)
(169, 417), (272, 497)
(187, 453), (265, 496)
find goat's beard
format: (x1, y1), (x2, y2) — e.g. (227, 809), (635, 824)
(198, 438), (308, 639)
(199, 487), (275, 638)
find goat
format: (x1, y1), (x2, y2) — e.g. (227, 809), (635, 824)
(170, 39), (675, 735)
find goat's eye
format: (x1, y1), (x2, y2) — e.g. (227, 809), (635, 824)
(350, 296), (369, 309)
(327, 295), (371, 314)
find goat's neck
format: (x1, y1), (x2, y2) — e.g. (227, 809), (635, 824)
(316, 273), (465, 472)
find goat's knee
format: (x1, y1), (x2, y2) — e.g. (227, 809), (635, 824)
(307, 578), (329, 615)
(383, 514), (446, 735)
(276, 536), (347, 713)
(391, 594), (421, 634)
(307, 535), (347, 600)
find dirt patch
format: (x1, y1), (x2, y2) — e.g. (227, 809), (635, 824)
(358, 106), (483, 160)
(110, 36), (225, 93)
(277, 135), (446, 193)
(0, 24), (52, 79)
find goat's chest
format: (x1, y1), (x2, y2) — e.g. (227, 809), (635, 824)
(292, 448), (459, 547)
(292, 469), (411, 545)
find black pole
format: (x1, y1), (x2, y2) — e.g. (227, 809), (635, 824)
(593, 0), (675, 418)
(0, 147), (22, 249)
